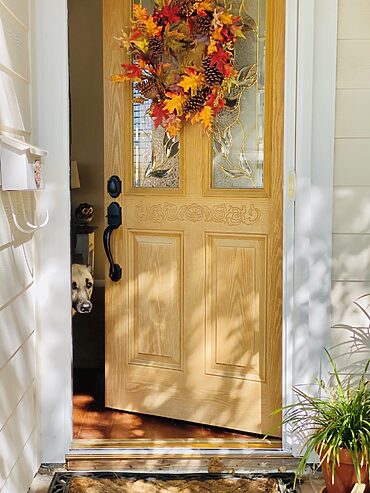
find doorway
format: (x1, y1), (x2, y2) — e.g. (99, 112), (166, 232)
(33, 0), (339, 463)
(69, 0), (284, 445)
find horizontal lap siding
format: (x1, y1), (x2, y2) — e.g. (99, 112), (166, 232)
(0, 2), (30, 135)
(0, 0), (38, 491)
(332, 0), (370, 370)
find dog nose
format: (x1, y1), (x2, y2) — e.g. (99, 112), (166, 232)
(80, 301), (92, 313)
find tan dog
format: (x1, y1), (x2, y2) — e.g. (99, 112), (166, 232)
(72, 264), (94, 315)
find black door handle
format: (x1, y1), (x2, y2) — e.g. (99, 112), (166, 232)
(103, 202), (122, 282)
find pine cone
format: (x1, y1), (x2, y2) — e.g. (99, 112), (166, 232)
(203, 57), (224, 86)
(193, 15), (212, 35)
(136, 79), (159, 100)
(183, 90), (207, 113)
(172, 0), (195, 16)
(148, 37), (164, 61)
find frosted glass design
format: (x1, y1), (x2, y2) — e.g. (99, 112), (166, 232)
(132, 0), (179, 189)
(212, 0), (265, 189)
(133, 88), (180, 188)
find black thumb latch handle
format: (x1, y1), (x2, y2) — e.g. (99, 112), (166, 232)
(103, 201), (122, 282)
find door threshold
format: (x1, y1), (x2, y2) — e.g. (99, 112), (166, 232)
(66, 445), (297, 473)
(71, 438), (282, 450)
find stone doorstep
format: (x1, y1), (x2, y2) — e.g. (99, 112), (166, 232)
(28, 464), (66, 493)
(299, 474), (325, 493)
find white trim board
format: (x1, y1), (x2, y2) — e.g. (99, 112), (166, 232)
(31, 0), (72, 463)
(32, 0), (337, 461)
(282, 0), (337, 453)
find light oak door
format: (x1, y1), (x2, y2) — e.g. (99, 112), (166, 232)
(104, 0), (284, 435)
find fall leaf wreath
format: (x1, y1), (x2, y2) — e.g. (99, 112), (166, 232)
(112, 0), (244, 137)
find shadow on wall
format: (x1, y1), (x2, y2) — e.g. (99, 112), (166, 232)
(331, 294), (370, 376)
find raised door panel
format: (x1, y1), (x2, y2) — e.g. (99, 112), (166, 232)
(206, 234), (267, 382)
(128, 231), (183, 370)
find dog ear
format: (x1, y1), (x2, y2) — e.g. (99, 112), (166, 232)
(87, 265), (92, 273)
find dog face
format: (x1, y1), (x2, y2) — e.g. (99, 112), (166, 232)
(71, 263), (94, 314)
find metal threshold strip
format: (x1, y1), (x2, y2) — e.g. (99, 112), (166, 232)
(71, 438), (282, 449)
(66, 440), (298, 473)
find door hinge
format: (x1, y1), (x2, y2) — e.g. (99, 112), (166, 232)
(288, 170), (296, 202)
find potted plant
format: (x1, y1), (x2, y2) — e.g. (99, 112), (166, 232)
(280, 349), (370, 493)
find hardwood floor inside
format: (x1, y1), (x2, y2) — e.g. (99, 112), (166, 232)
(72, 288), (269, 442)
(73, 369), (260, 441)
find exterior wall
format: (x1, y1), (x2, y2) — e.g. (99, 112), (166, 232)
(332, 0), (370, 370)
(0, 1), (39, 491)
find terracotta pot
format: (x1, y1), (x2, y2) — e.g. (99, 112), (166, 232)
(320, 448), (369, 493)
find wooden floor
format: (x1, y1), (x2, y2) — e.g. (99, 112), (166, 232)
(72, 292), (264, 442)
(73, 393), (262, 440)
(73, 369), (259, 440)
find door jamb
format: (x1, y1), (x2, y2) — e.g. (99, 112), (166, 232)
(282, 0), (337, 454)
(70, 0), (338, 458)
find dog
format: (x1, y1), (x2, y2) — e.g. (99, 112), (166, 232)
(71, 263), (94, 315)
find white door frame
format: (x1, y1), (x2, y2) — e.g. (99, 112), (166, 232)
(33, 0), (337, 461)
(282, 0), (337, 453)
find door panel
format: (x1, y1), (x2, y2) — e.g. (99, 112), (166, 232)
(103, 0), (284, 435)
(206, 233), (266, 382)
(128, 231), (183, 370)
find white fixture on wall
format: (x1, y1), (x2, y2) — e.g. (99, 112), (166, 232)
(0, 134), (49, 233)
(0, 134), (48, 190)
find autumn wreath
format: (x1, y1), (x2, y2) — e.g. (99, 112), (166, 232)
(112, 0), (243, 136)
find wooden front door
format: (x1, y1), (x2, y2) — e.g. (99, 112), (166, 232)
(103, 0), (284, 435)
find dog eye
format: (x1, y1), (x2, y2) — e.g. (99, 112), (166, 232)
(86, 282), (92, 288)
(72, 282), (77, 289)
(82, 208), (88, 214)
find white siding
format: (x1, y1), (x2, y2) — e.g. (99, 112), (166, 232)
(0, 0), (39, 491)
(332, 0), (370, 370)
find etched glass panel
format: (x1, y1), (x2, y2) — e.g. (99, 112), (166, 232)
(212, 0), (265, 189)
(132, 0), (180, 189)
(133, 91), (180, 188)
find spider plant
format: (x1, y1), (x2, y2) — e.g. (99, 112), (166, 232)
(280, 348), (370, 484)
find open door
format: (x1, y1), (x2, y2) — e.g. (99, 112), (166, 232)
(103, 0), (284, 436)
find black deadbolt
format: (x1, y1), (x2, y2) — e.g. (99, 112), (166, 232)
(107, 175), (122, 198)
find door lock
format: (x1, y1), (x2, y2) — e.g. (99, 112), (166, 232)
(107, 175), (122, 198)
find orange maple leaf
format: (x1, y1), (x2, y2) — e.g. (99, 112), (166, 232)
(178, 70), (204, 96)
(196, 0), (213, 13)
(133, 4), (149, 22)
(143, 16), (162, 36)
(137, 58), (150, 70)
(207, 38), (218, 55)
(211, 26), (224, 42)
(111, 74), (129, 83)
(166, 117), (182, 137)
(191, 105), (213, 130)
(219, 11), (234, 25)
(164, 93), (186, 115)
